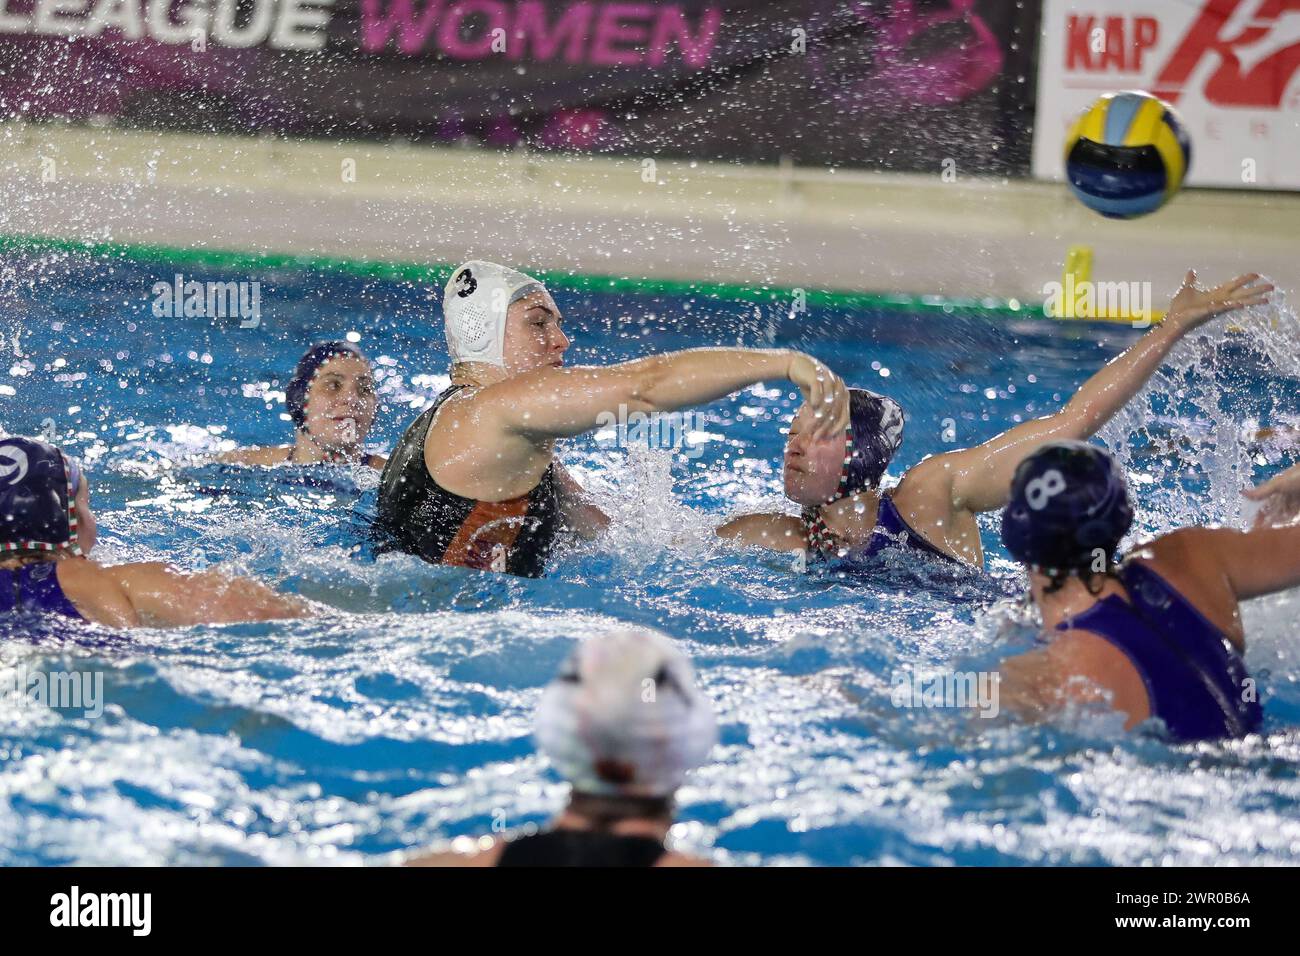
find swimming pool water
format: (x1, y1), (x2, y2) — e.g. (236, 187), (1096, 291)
(1, 250), (1298, 866)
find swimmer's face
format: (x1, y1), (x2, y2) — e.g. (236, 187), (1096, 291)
(784, 405), (846, 506)
(73, 479), (96, 555)
(302, 356), (377, 448)
(503, 290), (569, 375)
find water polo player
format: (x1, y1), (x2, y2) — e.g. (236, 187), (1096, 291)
(217, 341), (386, 469)
(995, 445), (1300, 741)
(718, 272), (1272, 569)
(0, 437), (314, 628)
(408, 628), (717, 867)
(375, 260), (850, 577)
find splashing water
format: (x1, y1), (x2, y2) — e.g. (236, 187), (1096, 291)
(1099, 283), (1300, 534)
(1, 253), (1298, 866)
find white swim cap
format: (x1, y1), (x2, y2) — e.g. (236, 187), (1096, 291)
(442, 260), (546, 367)
(535, 629), (718, 798)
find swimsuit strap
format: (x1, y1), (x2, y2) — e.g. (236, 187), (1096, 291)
(1115, 563), (1257, 739)
(1, 562), (84, 621)
(1055, 563), (1261, 740)
(496, 829), (666, 868)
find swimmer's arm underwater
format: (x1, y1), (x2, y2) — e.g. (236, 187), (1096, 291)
(553, 463), (610, 539)
(479, 349), (849, 442)
(715, 512), (806, 551)
(102, 563), (316, 627)
(936, 272), (1272, 516)
(208, 447), (387, 470)
(211, 447), (294, 466)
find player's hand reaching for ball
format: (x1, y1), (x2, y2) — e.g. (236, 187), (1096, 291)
(1165, 271), (1273, 334)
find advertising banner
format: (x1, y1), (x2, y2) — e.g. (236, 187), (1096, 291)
(0, 0), (1040, 173)
(1034, 0), (1300, 189)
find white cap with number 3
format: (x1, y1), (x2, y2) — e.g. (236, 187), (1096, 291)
(442, 260), (545, 367)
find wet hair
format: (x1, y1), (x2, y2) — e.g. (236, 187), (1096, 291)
(1040, 560), (1118, 596)
(1001, 441), (1134, 583)
(284, 341), (368, 431)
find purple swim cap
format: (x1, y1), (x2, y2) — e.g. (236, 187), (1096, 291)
(284, 341), (367, 431)
(0, 437), (82, 554)
(838, 388), (905, 497)
(1001, 440), (1134, 573)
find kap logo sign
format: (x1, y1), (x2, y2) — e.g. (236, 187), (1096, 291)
(1034, 0), (1300, 189)
(1154, 0), (1300, 108)
(1064, 14), (1160, 74)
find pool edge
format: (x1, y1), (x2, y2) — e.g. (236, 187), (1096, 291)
(0, 232), (1040, 320)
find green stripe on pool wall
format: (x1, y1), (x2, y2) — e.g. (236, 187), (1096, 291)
(0, 233), (1039, 319)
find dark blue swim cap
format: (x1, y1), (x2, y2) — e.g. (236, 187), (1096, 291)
(1001, 441), (1133, 572)
(840, 388), (905, 496)
(0, 437), (81, 554)
(285, 341), (367, 431)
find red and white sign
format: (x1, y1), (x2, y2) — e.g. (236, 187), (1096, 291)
(1033, 0), (1300, 189)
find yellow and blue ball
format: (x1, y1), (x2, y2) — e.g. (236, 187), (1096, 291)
(1064, 91), (1191, 219)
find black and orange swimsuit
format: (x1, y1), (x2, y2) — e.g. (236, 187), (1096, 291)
(375, 385), (560, 578)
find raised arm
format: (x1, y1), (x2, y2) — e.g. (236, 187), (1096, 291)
(107, 563), (315, 627)
(1195, 524), (1300, 600)
(716, 512), (807, 550)
(477, 348), (849, 443)
(940, 272), (1271, 515)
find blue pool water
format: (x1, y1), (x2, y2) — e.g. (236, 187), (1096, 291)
(1, 250), (1298, 866)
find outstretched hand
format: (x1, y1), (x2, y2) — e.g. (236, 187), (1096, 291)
(1245, 462), (1300, 501)
(1164, 271), (1272, 334)
(1244, 462), (1300, 528)
(787, 352), (850, 441)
